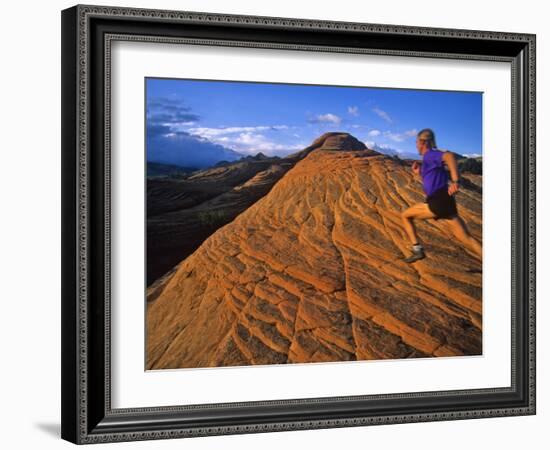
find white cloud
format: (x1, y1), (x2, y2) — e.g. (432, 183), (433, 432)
(381, 128), (418, 143)
(186, 125), (289, 138)
(372, 107), (392, 123)
(347, 106), (359, 116)
(364, 140), (408, 156)
(164, 121), (199, 130)
(368, 129), (381, 137)
(229, 133), (304, 155)
(308, 113), (342, 125)
(186, 126), (303, 156)
(364, 140), (375, 148)
(383, 131), (406, 142)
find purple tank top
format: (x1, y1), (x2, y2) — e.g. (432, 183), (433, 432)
(420, 148), (449, 197)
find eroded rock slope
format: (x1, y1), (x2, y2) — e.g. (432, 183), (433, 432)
(146, 133), (482, 369)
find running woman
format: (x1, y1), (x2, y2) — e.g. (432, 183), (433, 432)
(401, 128), (482, 263)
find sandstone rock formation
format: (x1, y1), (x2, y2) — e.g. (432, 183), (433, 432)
(146, 137), (355, 285)
(146, 133), (482, 369)
(147, 156), (293, 284)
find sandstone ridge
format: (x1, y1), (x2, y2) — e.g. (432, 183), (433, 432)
(146, 134), (482, 369)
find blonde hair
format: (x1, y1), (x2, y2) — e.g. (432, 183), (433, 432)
(417, 128), (436, 148)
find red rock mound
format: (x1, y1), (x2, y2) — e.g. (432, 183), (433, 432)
(146, 133), (482, 369)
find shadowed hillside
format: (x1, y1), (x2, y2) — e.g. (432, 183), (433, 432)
(147, 133), (366, 285)
(146, 133), (482, 369)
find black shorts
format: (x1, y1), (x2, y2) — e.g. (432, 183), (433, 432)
(425, 187), (458, 220)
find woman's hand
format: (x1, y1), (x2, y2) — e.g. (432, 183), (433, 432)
(448, 181), (460, 196)
(412, 161), (420, 176)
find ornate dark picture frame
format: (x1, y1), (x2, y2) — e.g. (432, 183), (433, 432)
(61, 4), (536, 444)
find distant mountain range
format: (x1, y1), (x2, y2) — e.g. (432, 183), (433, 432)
(147, 162), (198, 177)
(147, 130), (243, 168)
(214, 151), (277, 167)
(456, 154), (482, 175)
(398, 150), (482, 175)
(147, 128), (482, 174)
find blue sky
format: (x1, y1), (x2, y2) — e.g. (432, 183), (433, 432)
(146, 78), (482, 164)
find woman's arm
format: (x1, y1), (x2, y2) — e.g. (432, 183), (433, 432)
(441, 151), (461, 195)
(411, 160), (421, 178)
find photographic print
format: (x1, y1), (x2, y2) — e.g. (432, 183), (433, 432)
(61, 7), (536, 442)
(145, 78), (483, 370)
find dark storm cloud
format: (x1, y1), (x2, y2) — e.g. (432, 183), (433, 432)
(146, 123), (173, 139)
(147, 97), (190, 110)
(146, 96), (242, 168)
(146, 96), (201, 130)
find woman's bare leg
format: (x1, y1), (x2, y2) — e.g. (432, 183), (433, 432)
(444, 215), (482, 260)
(401, 203), (437, 244)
